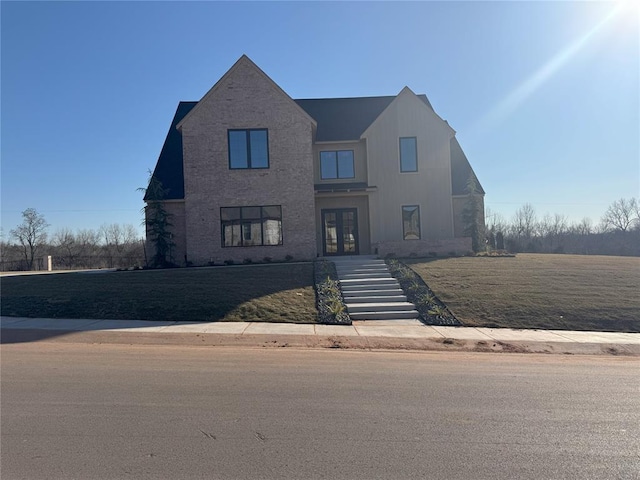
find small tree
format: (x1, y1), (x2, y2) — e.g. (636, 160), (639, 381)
(10, 208), (49, 270)
(140, 173), (175, 267)
(461, 174), (485, 253)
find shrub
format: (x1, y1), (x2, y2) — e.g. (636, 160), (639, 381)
(284, 254), (294, 262)
(385, 258), (460, 326)
(242, 258), (253, 265)
(314, 260), (350, 325)
(223, 259), (235, 266)
(263, 256), (272, 263)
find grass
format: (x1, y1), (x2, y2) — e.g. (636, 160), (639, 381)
(405, 254), (640, 332)
(0, 264), (318, 323)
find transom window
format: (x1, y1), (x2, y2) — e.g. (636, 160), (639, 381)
(320, 150), (355, 179)
(400, 137), (417, 172)
(221, 206), (282, 247)
(402, 205), (421, 240)
(228, 129), (269, 169)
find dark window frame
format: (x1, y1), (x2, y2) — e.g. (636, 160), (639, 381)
(221, 205), (283, 247)
(399, 137), (418, 173)
(228, 129), (270, 169)
(319, 150), (355, 180)
(402, 205), (421, 240)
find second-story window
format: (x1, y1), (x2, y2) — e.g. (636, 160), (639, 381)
(400, 137), (417, 172)
(228, 129), (269, 169)
(320, 150), (355, 179)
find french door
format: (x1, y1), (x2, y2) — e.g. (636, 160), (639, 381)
(321, 208), (359, 256)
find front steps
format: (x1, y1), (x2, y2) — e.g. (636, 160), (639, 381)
(331, 256), (420, 322)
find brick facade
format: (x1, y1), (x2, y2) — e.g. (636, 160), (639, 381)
(178, 58), (316, 264)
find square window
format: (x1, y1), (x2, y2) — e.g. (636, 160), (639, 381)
(400, 137), (417, 172)
(402, 205), (421, 240)
(320, 150), (355, 179)
(228, 129), (269, 169)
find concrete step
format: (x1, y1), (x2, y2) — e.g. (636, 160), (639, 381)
(340, 277), (398, 286)
(344, 295), (408, 303)
(349, 310), (420, 320)
(335, 266), (390, 274)
(346, 302), (416, 313)
(339, 272), (393, 280)
(342, 286), (401, 294)
(342, 288), (404, 297)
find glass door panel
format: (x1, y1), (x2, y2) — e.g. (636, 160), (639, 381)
(322, 209), (358, 256)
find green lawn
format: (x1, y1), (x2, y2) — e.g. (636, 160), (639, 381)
(405, 254), (640, 332)
(0, 264), (318, 323)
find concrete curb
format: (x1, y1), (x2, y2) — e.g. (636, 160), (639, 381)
(2, 319), (640, 356)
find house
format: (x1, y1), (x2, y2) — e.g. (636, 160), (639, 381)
(145, 55), (484, 265)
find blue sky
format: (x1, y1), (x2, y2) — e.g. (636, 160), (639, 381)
(2, 1), (638, 238)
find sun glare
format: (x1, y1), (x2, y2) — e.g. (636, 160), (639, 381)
(470, 1), (637, 136)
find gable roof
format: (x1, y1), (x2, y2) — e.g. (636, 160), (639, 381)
(295, 94), (433, 142)
(176, 55), (316, 132)
(147, 95), (480, 201)
(450, 137), (485, 195)
(145, 101), (196, 201)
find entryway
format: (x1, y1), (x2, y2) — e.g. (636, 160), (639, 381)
(321, 208), (359, 256)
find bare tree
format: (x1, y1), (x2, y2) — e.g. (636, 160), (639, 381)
(99, 223), (140, 267)
(601, 198), (639, 232)
(10, 208), (49, 270)
(572, 217), (593, 236)
(512, 203), (537, 239)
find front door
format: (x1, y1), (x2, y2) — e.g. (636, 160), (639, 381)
(322, 208), (359, 256)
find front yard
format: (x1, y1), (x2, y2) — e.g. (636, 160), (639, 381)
(405, 254), (640, 332)
(0, 264), (317, 323)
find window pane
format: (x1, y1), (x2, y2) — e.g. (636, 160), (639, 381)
(337, 151), (355, 178)
(221, 207), (241, 221)
(223, 222), (242, 247)
(263, 219), (282, 245)
(403, 205), (421, 240)
(400, 137), (417, 172)
(262, 205), (281, 220)
(249, 130), (269, 168)
(324, 212), (337, 253)
(242, 221), (262, 246)
(320, 151), (337, 179)
(229, 131), (248, 168)
(241, 206), (261, 220)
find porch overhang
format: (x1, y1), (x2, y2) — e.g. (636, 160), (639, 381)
(314, 182), (377, 195)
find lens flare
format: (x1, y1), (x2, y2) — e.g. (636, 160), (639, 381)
(471, 3), (628, 136)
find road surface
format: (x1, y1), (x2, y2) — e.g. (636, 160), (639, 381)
(2, 343), (639, 479)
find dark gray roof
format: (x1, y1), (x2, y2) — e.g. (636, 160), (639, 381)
(145, 101), (196, 201)
(450, 137), (485, 195)
(294, 95), (432, 142)
(147, 95), (480, 201)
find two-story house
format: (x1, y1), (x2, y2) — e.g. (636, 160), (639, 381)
(145, 55), (484, 265)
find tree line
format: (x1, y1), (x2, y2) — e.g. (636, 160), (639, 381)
(482, 197), (640, 256)
(1, 208), (144, 271)
(2, 197), (639, 271)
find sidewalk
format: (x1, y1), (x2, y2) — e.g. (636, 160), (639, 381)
(2, 316), (639, 355)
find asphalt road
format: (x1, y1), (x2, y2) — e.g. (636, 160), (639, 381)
(2, 344), (639, 480)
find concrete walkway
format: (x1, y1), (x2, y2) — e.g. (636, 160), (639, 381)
(2, 316), (639, 355)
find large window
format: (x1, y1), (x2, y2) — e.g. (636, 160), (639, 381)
(402, 205), (421, 240)
(320, 150), (355, 179)
(400, 137), (417, 172)
(228, 129), (269, 169)
(221, 206), (282, 247)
